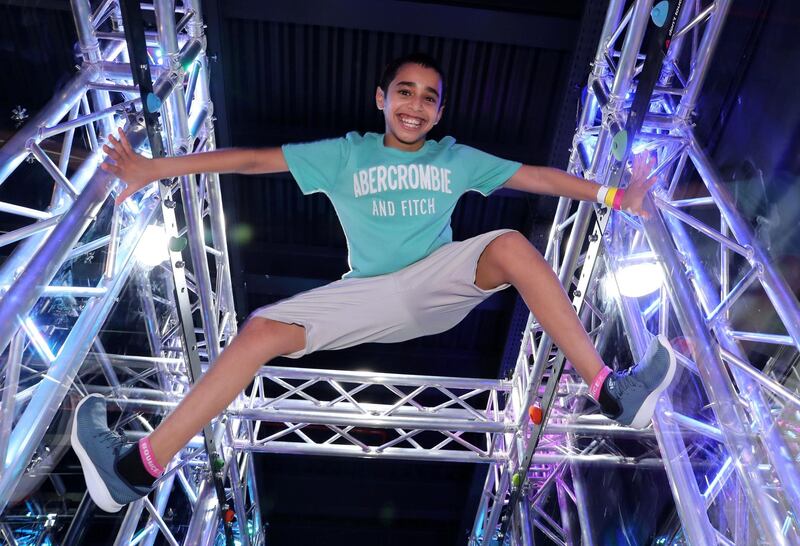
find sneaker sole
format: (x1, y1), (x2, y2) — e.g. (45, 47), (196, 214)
(629, 334), (677, 429)
(71, 394), (124, 513)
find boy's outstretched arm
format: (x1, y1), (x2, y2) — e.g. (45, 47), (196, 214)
(101, 128), (289, 204)
(503, 154), (657, 218)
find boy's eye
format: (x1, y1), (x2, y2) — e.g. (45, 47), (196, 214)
(398, 89), (411, 96)
(425, 97), (436, 103)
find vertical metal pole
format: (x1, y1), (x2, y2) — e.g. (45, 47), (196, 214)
(565, 426), (594, 546)
(70, 0), (115, 137)
(0, 333), (24, 465)
(154, 0), (221, 362)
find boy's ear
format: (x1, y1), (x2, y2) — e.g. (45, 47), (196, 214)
(375, 87), (385, 110)
(434, 104), (444, 125)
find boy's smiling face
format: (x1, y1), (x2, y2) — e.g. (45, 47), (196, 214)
(376, 62), (444, 152)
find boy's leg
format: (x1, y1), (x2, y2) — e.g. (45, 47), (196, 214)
(148, 317), (306, 466)
(474, 231), (605, 385)
(475, 231), (676, 428)
(73, 317), (305, 511)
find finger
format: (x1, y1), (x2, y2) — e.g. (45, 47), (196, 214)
(118, 128), (135, 156)
(102, 144), (121, 160)
(102, 162), (121, 176)
(115, 186), (133, 205)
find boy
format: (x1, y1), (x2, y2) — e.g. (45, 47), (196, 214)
(73, 53), (676, 513)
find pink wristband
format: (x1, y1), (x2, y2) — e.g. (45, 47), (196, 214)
(589, 366), (613, 401)
(612, 188), (625, 210)
(139, 437), (165, 478)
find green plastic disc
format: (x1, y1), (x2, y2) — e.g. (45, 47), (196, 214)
(211, 457), (225, 472)
(611, 130), (628, 162)
(511, 472), (522, 488)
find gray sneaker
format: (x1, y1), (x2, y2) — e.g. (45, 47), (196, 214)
(600, 334), (677, 429)
(71, 394), (151, 512)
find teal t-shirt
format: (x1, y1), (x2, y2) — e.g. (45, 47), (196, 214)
(282, 132), (522, 278)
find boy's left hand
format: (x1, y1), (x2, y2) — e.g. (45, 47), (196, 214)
(621, 153), (659, 218)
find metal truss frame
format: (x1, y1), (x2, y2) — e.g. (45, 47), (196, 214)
(2, 0), (799, 545)
(470, 0), (800, 544)
(0, 1), (256, 545)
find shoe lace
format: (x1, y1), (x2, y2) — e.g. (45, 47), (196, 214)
(613, 368), (640, 392)
(98, 428), (126, 450)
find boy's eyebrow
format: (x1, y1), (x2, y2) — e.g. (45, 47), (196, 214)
(396, 81), (440, 98)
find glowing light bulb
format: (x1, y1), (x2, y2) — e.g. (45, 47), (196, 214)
(609, 261), (665, 298)
(135, 224), (170, 267)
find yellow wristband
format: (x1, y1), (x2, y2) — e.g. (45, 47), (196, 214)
(604, 187), (617, 208)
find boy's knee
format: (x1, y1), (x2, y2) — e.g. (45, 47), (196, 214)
(242, 316), (306, 355)
(486, 231), (530, 262)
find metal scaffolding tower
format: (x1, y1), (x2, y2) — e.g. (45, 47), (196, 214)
(0, 1), (798, 545)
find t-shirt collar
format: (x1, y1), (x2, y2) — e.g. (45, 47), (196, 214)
(375, 133), (433, 157)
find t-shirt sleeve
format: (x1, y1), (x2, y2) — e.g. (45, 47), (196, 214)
(461, 145), (523, 196)
(281, 137), (349, 195)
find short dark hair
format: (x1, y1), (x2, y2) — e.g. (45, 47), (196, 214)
(378, 52), (446, 107)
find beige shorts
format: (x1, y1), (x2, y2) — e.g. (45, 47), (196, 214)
(249, 229), (514, 358)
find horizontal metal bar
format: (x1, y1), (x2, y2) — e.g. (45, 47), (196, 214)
(656, 197), (751, 257)
(729, 331), (794, 346)
(0, 215), (63, 248)
(237, 439), (504, 463)
(95, 30), (161, 47)
(256, 365), (511, 391)
(0, 201), (53, 220)
(239, 440), (668, 468)
(669, 196), (716, 207)
(67, 233), (113, 259)
(662, 410), (724, 442)
(87, 82), (139, 94)
(0, 285), (107, 298)
(232, 407), (509, 433)
(39, 97), (140, 139)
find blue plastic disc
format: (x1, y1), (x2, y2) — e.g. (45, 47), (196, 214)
(651, 1), (669, 28)
(146, 92), (162, 113)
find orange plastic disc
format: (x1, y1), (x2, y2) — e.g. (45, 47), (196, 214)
(529, 405), (543, 424)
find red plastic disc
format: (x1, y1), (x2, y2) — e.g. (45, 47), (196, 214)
(224, 509), (235, 523)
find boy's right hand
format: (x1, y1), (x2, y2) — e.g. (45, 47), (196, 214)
(100, 128), (154, 204)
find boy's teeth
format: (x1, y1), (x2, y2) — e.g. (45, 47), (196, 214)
(400, 115), (422, 128)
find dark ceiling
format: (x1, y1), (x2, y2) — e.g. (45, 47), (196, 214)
(2, 0), (799, 545)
